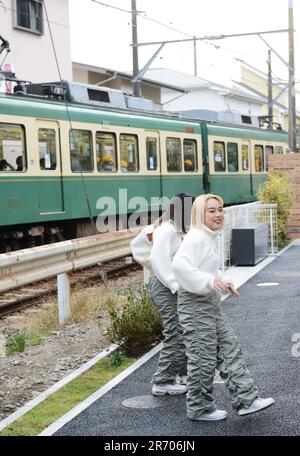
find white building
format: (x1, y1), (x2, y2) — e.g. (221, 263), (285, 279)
(1, 0), (72, 83)
(144, 68), (265, 119)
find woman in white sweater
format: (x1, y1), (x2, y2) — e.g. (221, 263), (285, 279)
(172, 194), (275, 421)
(148, 193), (195, 396)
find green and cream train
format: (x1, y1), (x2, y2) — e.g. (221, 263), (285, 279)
(0, 81), (288, 251)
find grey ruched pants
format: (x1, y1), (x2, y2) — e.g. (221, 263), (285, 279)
(149, 276), (187, 384)
(178, 288), (258, 420)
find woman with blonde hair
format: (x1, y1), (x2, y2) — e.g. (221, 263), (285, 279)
(172, 193), (275, 421)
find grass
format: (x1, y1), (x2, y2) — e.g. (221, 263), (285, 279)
(3, 287), (127, 356)
(0, 352), (137, 436)
(5, 332), (42, 355)
(0, 286), (153, 435)
(29, 288), (127, 337)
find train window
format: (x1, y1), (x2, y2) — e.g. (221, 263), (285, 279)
(265, 145), (274, 171)
(242, 145), (249, 170)
(69, 129), (93, 172)
(96, 132), (117, 172)
(0, 123), (26, 172)
(146, 137), (158, 170)
(254, 145), (264, 172)
(227, 142), (239, 172)
(184, 139), (197, 172)
(166, 137), (182, 172)
(38, 129), (57, 170)
(120, 134), (139, 172)
(275, 145), (284, 154)
(213, 141), (226, 172)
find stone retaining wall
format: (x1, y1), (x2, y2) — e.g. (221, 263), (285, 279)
(268, 154), (300, 239)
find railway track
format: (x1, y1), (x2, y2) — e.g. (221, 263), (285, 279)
(0, 256), (141, 318)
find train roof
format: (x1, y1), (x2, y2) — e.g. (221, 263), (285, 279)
(0, 91), (288, 141)
(0, 92), (202, 133)
(205, 123), (288, 142)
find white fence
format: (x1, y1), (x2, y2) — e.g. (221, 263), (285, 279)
(218, 202), (277, 272)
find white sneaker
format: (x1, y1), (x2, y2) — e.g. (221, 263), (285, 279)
(152, 383), (187, 396)
(176, 375), (188, 385)
(191, 409), (228, 421)
(238, 397), (275, 416)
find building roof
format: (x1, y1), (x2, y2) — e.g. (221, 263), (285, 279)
(72, 62), (186, 93)
(144, 68), (264, 104)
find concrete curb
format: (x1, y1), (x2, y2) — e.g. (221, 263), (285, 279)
(0, 343), (119, 432)
(38, 342), (163, 436)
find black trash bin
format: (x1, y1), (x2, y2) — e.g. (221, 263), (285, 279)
(231, 224), (268, 266)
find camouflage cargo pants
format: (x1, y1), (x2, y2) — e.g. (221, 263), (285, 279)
(178, 288), (258, 420)
(149, 276), (187, 384)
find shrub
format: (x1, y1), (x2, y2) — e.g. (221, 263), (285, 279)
(107, 287), (163, 356)
(256, 172), (293, 248)
(6, 332), (26, 355)
(108, 350), (125, 367)
(5, 331), (43, 355)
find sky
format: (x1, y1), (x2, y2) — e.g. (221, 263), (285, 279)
(69, 0), (299, 88)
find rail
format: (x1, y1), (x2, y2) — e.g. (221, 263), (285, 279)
(0, 228), (140, 323)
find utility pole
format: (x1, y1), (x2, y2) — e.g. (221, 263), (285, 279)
(131, 0), (141, 97)
(193, 36), (197, 77)
(288, 0), (296, 151)
(267, 50), (273, 129)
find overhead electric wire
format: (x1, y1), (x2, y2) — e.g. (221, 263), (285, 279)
(43, 1), (97, 235)
(87, 0), (292, 80)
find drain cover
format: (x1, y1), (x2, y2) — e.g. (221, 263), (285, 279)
(122, 394), (180, 409)
(274, 271), (300, 277)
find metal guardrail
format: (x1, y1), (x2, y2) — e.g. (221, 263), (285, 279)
(0, 228), (139, 294)
(0, 228), (140, 323)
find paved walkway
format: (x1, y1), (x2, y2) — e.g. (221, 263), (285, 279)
(41, 240), (300, 437)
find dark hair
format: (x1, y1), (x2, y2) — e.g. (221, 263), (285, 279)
(155, 192), (196, 233)
(0, 159), (7, 170)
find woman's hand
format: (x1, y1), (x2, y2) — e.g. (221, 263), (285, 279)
(213, 277), (229, 294)
(213, 278), (240, 297)
(226, 282), (240, 297)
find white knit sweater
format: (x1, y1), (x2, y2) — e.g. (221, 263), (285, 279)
(150, 221), (182, 294)
(172, 227), (223, 295)
(130, 224), (154, 284)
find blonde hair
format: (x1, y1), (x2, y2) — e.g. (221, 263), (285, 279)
(191, 194), (224, 230)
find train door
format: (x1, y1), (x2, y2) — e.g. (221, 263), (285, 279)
(144, 131), (162, 209)
(241, 141), (254, 199)
(36, 120), (64, 214)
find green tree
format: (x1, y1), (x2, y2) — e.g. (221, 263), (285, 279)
(256, 172), (293, 247)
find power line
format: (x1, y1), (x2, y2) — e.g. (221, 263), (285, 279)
(89, 0), (132, 14)
(88, 0), (295, 82)
(43, 0), (97, 234)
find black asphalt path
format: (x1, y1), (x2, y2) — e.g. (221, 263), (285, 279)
(55, 243), (300, 437)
